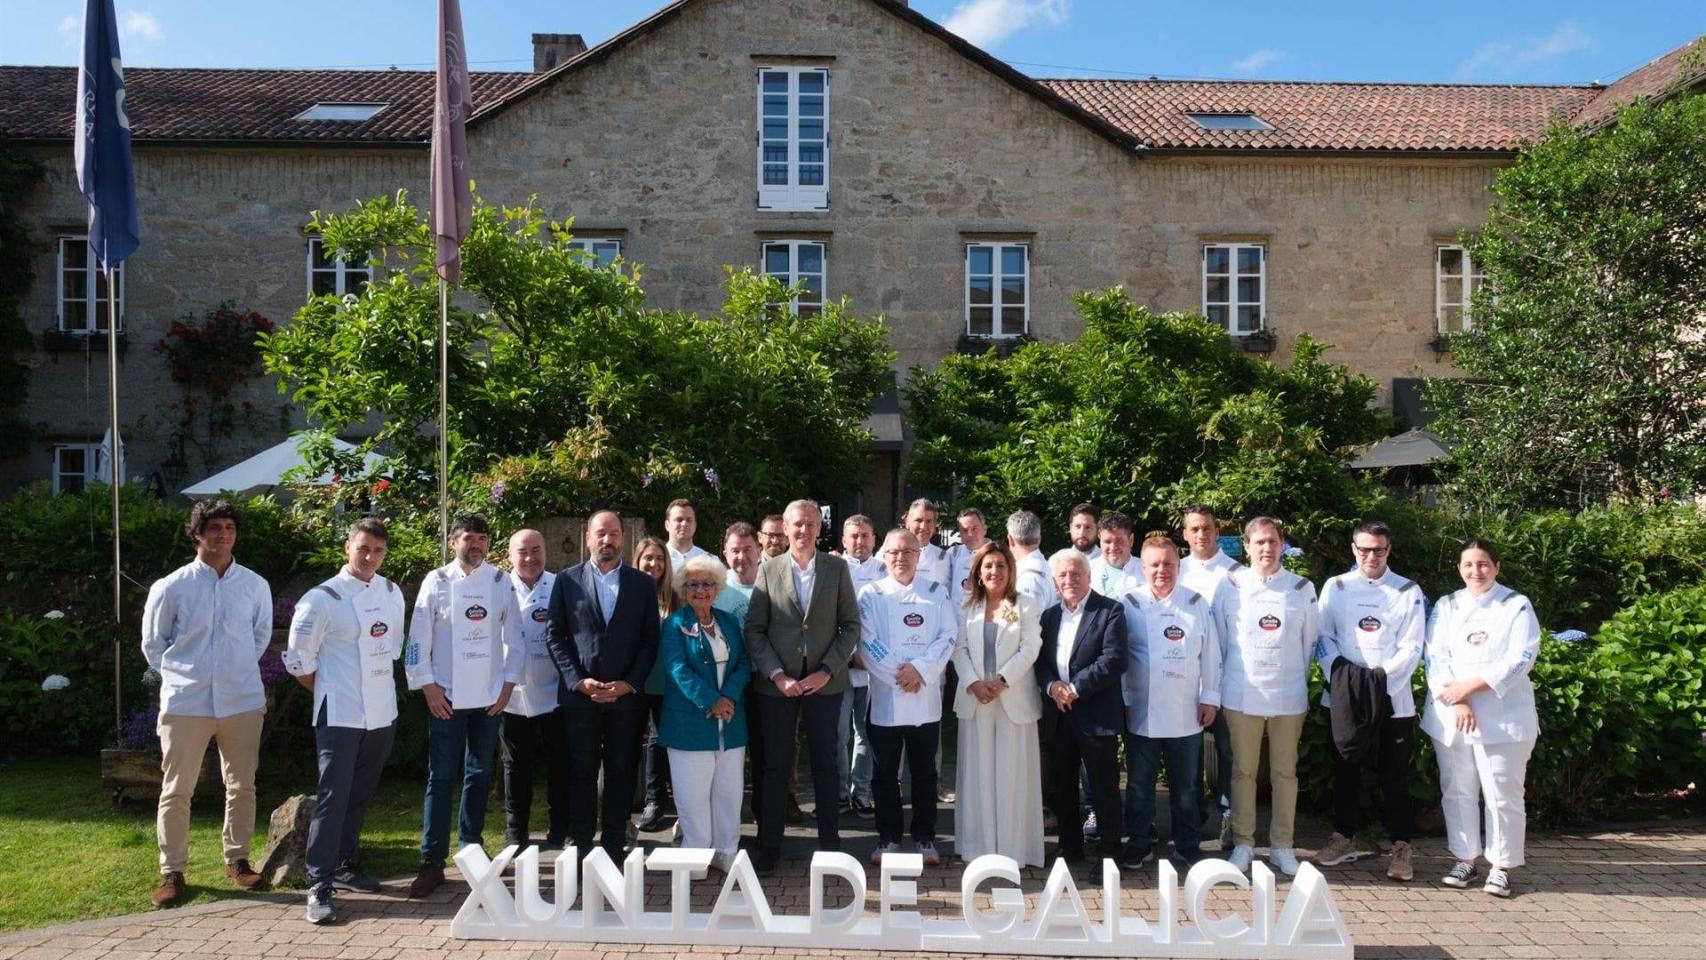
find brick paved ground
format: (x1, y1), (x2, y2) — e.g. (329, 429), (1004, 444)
(5, 813), (1704, 960)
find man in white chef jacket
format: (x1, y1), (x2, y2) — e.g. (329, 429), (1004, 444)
(858, 529), (957, 866)
(946, 507), (992, 608)
(904, 498), (952, 589)
(1088, 512), (1142, 598)
(664, 498), (711, 569)
(1007, 510), (1058, 612)
(839, 514), (886, 817)
(404, 513), (524, 898)
(1178, 504), (1241, 848)
(1118, 534), (1221, 869)
(1215, 516), (1318, 878)
(283, 518), (404, 924)
(498, 529), (569, 851)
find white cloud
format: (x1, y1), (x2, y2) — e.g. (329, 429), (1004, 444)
(1230, 48), (1280, 75)
(1455, 21), (1592, 80)
(58, 15), (78, 40)
(121, 10), (163, 45)
(942, 0), (1070, 50)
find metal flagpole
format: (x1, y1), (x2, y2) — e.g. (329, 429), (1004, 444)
(106, 264), (122, 732)
(439, 277), (449, 563)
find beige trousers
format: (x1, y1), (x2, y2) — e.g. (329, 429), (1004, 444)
(156, 708), (266, 874)
(1223, 708), (1307, 850)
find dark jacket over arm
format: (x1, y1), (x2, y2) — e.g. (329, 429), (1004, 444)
(547, 562), (660, 711)
(1034, 592), (1128, 737)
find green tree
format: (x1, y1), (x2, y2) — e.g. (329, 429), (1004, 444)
(905, 289), (1390, 550)
(1427, 89), (1706, 508)
(260, 192), (895, 535)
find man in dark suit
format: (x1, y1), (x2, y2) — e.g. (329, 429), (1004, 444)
(1035, 548), (1128, 879)
(546, 510), (660, 860)
(743, 498), (861, 874)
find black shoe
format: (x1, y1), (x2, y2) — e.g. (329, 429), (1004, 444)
(1173, 846), (1209, 868)
(1055, 846), (1085, 864)
(850, 795), (876, 819)
(543, 835), (566, 850)
(1118, 846), (1152, 870)
(636, 803), (666, 832)
(306, 885), (337, 924)
(1088, 861), (1107, 885)
(502, 834), (531, 851)
(331, 862), (381, 894)
(753, 849), (780, 876)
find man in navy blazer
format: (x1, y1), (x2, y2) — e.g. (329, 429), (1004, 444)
(1035, 548), (1128, 875)
(546, 510), (660, 859)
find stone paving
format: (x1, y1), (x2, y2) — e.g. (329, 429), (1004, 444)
(4, 816), (1705, 960)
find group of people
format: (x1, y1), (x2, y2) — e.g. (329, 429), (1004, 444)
(138, 494), (1541, 925)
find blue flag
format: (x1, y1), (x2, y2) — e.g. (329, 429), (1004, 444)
(74, 0), (139, 269)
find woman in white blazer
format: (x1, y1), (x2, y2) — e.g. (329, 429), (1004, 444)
(1421, 538), (1542, 899)
(951, 541), (1045, 867)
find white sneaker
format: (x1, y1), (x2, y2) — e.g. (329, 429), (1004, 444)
(870, 841), (902, 864)
(1269, 848), (1301, 877)
(916, 841), (941, 866)
(1227, 844), (1254, 872)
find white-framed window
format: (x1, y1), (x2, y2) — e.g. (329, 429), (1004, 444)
(51, 443), (99, 495)
(756, 67), (829, 211)
(57, 236), (124, 333)
(568, 238), (623, 267)
(1436, 245), (1485, 334)
(1202, 243), (1266, 335)
(761, 240), (826, 317)
(306, 236), (373, 299)
(965, 242), (1029, 338)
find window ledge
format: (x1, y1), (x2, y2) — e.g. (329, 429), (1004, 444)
(40, 330), (128, 353)
(1231, 330), (1276, 354)
(1428, 333), (1457, 355)
(957, 332), (1034, 358)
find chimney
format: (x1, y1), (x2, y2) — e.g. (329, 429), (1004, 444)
(532, 33), (587, 72)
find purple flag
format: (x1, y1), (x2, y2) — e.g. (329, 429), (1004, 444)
(431, 0), (473, 285)
(74, 0), (139, 269)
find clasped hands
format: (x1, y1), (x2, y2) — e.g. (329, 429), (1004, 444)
(706, 696), (736, 721)
(774, 669), (832, 697)
(1048, 680), (1078, 710)
(577, 678), (635, 704)
(966, 676), (1007, 704)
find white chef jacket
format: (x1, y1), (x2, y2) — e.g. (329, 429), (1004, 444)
(667, 543), (710, 569)
(1121, 584), (1222, 739)
(1180, 550), (1240, 603)
(504, 569), (560, 717)
(1014, 548), (1059, 612)
(946, 541), (992, 608)
(1216, 567), (1319, 717)
(405, 561), (525, 710)
(141, 558), (273, 718)
(916, 541), (952, 591)
(1420, 585), (1542, 745)
(1314, 568), (1427, 717)
(1089, 554), (1141, 598)
(283, 568), (404, 730)
(843, 553), (888, 688)
(856, 576), (956, 727)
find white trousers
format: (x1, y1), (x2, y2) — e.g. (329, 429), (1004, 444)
(667, 746), (745, 857)
(1433, 736), (1534, 869)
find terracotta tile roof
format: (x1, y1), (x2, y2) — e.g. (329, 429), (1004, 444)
(1572, 36), (1706, 130)
(1038, 78), (1602, 153)
(0, 66), (531, 144)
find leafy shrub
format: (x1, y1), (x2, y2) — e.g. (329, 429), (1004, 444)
(0, 611), (113, 752)
(1589, 585), (1706, 793)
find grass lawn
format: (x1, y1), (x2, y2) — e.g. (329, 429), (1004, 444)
(0, 755), (435, 932)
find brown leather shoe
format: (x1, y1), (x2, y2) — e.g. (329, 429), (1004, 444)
(151, 872), (186, 908)
(408, 861), (445, 898)
(225, 859), (263, 889)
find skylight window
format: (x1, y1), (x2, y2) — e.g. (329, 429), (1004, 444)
(1186, 112), (1274, 131)
(294, 102), (388, 122)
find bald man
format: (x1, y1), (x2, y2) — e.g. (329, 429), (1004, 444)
(499, 530), (569, 851)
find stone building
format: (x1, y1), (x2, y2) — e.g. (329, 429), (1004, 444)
(1, 0), (1701, 523)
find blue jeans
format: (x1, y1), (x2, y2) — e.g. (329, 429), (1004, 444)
(421, 708), (503, 865)
(1123, 731), (1204, 857)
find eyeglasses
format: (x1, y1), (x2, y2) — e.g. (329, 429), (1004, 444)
(1352, 546), (1390, 556)
(683, 580), (719, 590)
(883, 548), (921, 557)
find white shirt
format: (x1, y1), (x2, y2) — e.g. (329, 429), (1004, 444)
(1121, 584), (1222, 739)
(283, 568), (404, 730)
(1420, 585), (1542, 745)
(667, 543), (710, 569)
(1216, 566), (1319, 717)
(505, 570), (560, 717)
(916, 542), (952, 591)
(1089, 554), (1141, 598)
(843, 554), (888, 688)
(1072, 544), (1102, 564)
(591, 562), (622, 621)
(1180, 550), (1240, 602)
(946, 541), (991, 608)
(1013, 548), (1059, 612)
(856, 576), (957, 727)
(1054, 599), (1086, 689)
(790, 553), (818, 611)
(404, 560), (525, 709)
(141, 558), (273, 718)
(1315, 568), (1427, 717)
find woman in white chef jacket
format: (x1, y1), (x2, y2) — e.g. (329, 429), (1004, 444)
(1421, 539), (1541, 899)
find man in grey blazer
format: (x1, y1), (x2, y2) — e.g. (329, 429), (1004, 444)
(744, 499), (860, 873)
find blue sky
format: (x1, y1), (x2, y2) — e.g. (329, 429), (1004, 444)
(5, 0), (1702, 86)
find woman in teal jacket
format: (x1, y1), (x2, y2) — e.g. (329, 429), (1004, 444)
(659, 554), (751, 868)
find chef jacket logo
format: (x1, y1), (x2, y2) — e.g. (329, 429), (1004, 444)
(903, 612), (925, 628)
(1467, 629), (1489, 646)
(531, 607), (549, 623)
(1358, 616), (1382, 632)
(1163, 624), (1186, 642)
(369, 621), (389, 638)
(1258, 614), (1282, 631)
(465, 604), (489, 622)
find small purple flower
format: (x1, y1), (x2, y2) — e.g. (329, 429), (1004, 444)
(641, 473), (654, 488)
(490, 481), (506, 503)
(118, 708), (160, 751)
(258, 650), (290, 687)
(704, 468), (720, 488)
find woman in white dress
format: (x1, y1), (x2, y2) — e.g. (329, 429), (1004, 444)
(951, 541), (1045, 867)
(1421, 538), (1541, 899)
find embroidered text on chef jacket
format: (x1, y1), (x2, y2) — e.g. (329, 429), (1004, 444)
(1121, 583), (1223, 739)
(1314, 568), (1427, 717)
(856, 575), (957, 727)
(1420, 584), (1542, 745)
(504, 569), (560, 718)
(284, 568), (405, 730)
(404, 561), (525, 709)
(1216, 567), (1319, 717)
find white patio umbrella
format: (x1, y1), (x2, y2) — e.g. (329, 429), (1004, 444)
(181, 434), (383, 496)
(1350, 428), (1451, 469)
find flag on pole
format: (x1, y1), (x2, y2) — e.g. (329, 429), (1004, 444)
(431, 0), (473, 285)
(75, 0), (139, 269)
